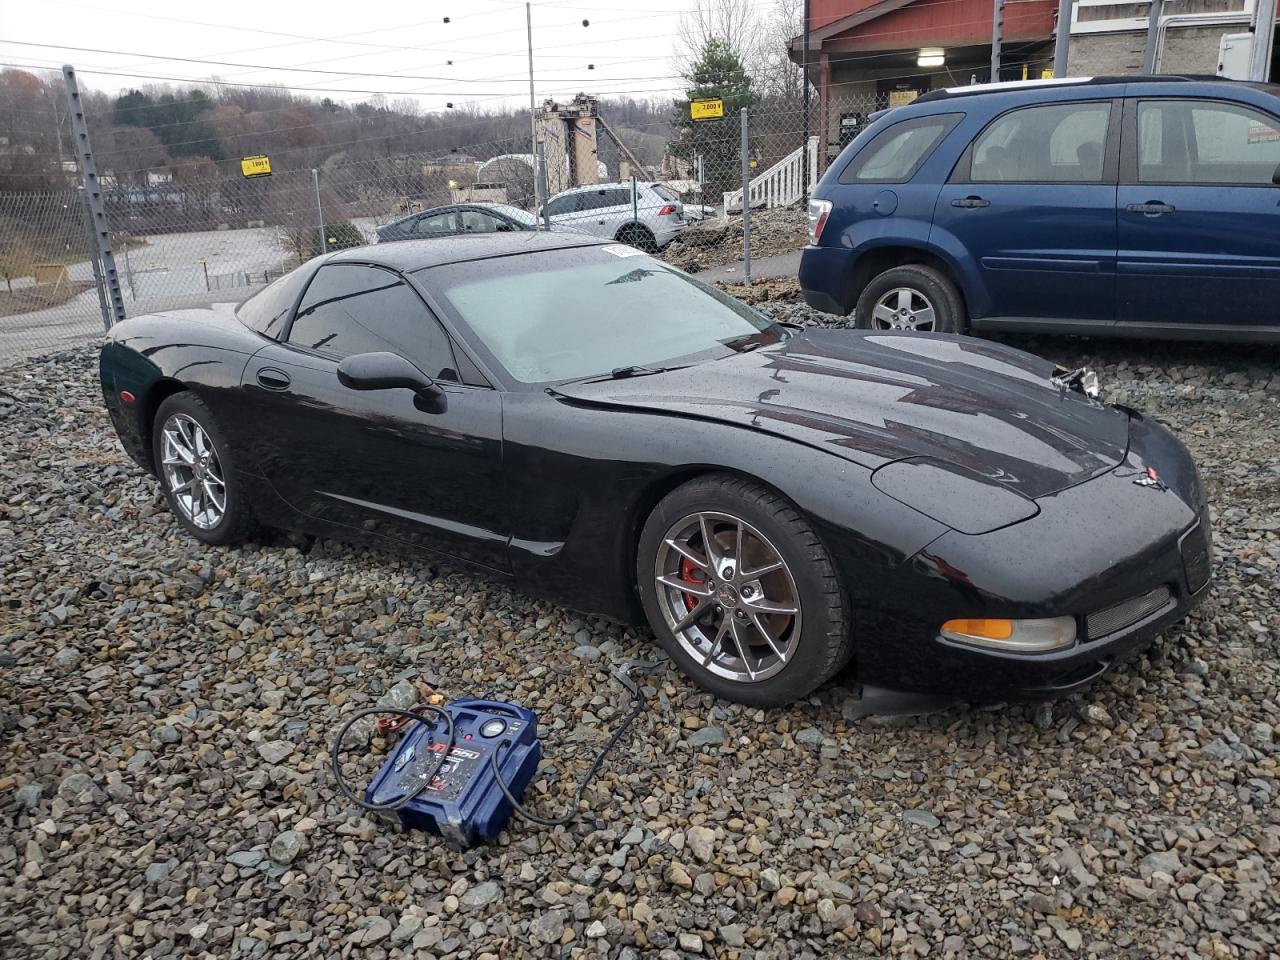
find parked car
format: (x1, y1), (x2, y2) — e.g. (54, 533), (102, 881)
(541, 181), (685, 250)
(377, 202), (538, 242)
(99, 232), (1210, 707)
(801, 76), (1280, 342)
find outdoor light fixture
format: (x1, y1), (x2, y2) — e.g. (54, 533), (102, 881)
(917, 48), (946, 67)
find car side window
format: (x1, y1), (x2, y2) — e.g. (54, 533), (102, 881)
(604, 188), (633, 207)
(839, 113), (961, 184)
(413, 212), (457, 236)
(1136, 99), (1280, 184)
(287, 263), (457, 380)
(969, 102), (1111, 183)
(460, 210), (503, 233)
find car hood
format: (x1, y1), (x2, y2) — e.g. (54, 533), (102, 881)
(552, 329), (1130, 500)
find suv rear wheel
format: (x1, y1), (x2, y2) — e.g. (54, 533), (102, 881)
(616, 223), (657, 252)
(855, 264), (965, 334)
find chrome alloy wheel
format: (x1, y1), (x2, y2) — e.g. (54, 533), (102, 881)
(654, 511), (802, 683)
(160, 413), (226, 530)
(871, 286), (936, 331)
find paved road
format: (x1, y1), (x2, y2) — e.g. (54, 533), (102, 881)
(1, 219), (382, 361)
(695, 250), (802, 284)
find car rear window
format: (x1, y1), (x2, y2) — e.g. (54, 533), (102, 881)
(839, 113), (962, 184)
(234, 263), (312, 338)
(651, 183), (679, 202)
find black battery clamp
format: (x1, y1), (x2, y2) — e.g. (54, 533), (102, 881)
(329, 660), (657, 848)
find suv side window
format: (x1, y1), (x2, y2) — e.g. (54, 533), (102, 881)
(545, 194), (579, 216)
(969, 101), (1112, 183)
(839, 113), (961, 184)
(604, 188), (633, 207)
(1136, 99), (1280, 184)
(288, 263), (457, 380)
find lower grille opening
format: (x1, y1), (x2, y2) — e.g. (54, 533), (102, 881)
(1086, 585), (1173, 640)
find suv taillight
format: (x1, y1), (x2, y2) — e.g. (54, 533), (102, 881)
(657, 204), (677, 216)
(808, 198), (832, 244)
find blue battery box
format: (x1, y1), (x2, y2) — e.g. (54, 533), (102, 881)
(364, 698), (542, 848)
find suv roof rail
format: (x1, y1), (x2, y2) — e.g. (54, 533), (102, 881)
(914, 74), (1224, 104)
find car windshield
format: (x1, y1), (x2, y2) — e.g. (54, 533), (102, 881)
(421, 245), (780, 385)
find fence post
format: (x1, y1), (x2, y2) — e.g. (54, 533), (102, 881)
(312, 169), (327, 254)
(77, 187), (111, 329)
(991, 0), (1005, 81)
(63, 64), (124, 329)
(741, 107), (751, 285)
(536, 140), (550, 230)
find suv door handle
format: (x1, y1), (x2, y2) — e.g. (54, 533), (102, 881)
(951, 196), (990, 208)
(1126, 202), (1176, 215)
(255, 367), (291, 391)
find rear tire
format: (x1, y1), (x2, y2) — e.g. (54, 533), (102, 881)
(152, 392), (255, 546)
(616, 223), (657, 252)
(855, 264), (966, 334)
(636, 475), (850, 707)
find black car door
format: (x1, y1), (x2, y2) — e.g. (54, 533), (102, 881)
(240, 261), (508, 572)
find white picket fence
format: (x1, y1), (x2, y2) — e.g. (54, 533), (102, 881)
(722, 136), (819, 216)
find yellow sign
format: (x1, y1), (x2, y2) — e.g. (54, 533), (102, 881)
(241, 155), (272, 178)
(690, 98), (724, 121)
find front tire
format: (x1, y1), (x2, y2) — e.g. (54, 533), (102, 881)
(152, 392), (255, 546)
(636, 475), (850, 707)
(855, 264), (966, 334)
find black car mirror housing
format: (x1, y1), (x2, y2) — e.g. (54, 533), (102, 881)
(337, 352), (442, 401)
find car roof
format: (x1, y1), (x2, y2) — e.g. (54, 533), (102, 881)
(913, 74), (1231, 105)
(551, 181), (658, 196)
(329, 230), (609, 271)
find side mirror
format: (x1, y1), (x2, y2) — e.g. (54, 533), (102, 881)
(337, 352), (441, 400)
(1273, 162), (1280, 185)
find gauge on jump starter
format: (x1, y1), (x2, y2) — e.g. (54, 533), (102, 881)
(480, 718), (507, 738)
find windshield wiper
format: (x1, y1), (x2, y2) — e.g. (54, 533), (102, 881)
(609, 364), (668, 378)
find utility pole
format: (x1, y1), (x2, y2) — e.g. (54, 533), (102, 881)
(1142, 0), (1165, 73)
(527, 2), (545, 227)
(63, 64), (123, 329)
(1054, 0), (1073, 77)
(1250, 0), (1277, 80)
(801, 0), (811, 201)
(991, 0), (1005, 81)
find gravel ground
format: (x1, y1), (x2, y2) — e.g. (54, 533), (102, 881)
(1, 314), (1277, 959)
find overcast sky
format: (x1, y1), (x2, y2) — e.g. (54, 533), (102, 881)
(0, 0), (702, 111)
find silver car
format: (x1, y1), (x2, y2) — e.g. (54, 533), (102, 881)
(541, 182), (685, 250)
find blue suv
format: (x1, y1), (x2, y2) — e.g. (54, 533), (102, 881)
(800, 76), (1280, 342)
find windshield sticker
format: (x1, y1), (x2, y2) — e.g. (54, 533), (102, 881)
(602, 244), (647, 258)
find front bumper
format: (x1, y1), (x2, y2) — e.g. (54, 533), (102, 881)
(847, 411), (1212, 702)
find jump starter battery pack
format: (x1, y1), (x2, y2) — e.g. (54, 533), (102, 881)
(365, 698), (541, 848)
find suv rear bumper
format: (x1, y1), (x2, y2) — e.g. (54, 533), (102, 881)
(798, 245), (856, 316)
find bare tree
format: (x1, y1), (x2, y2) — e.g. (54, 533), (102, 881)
(676, 0), (765, 75)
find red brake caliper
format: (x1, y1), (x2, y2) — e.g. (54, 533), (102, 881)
(678, 557), (706, 611)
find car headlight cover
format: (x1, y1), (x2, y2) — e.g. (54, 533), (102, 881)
(940, 616), (1076, 652)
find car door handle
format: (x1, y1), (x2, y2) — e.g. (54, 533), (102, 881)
(255, 367), (291, 391)
(951, 196), (990, 208)
(1126, 202), (1176, 215)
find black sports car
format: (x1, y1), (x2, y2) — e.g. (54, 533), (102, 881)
(99, 233), (1211, 707)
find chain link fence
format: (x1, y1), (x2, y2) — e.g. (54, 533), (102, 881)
(1, 93), (882, 360)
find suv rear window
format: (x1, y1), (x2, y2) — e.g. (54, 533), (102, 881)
(839, 114), (961, 184)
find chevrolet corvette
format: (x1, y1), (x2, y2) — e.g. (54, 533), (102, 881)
(99, 232), (1211, 706)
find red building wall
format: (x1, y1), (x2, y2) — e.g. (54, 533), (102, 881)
(812, 0), (1057, 50)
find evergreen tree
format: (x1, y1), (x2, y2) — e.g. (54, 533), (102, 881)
(670, 39), (754, 198)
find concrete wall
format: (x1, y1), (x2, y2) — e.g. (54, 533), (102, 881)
(1070, 24), (1239, 75)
